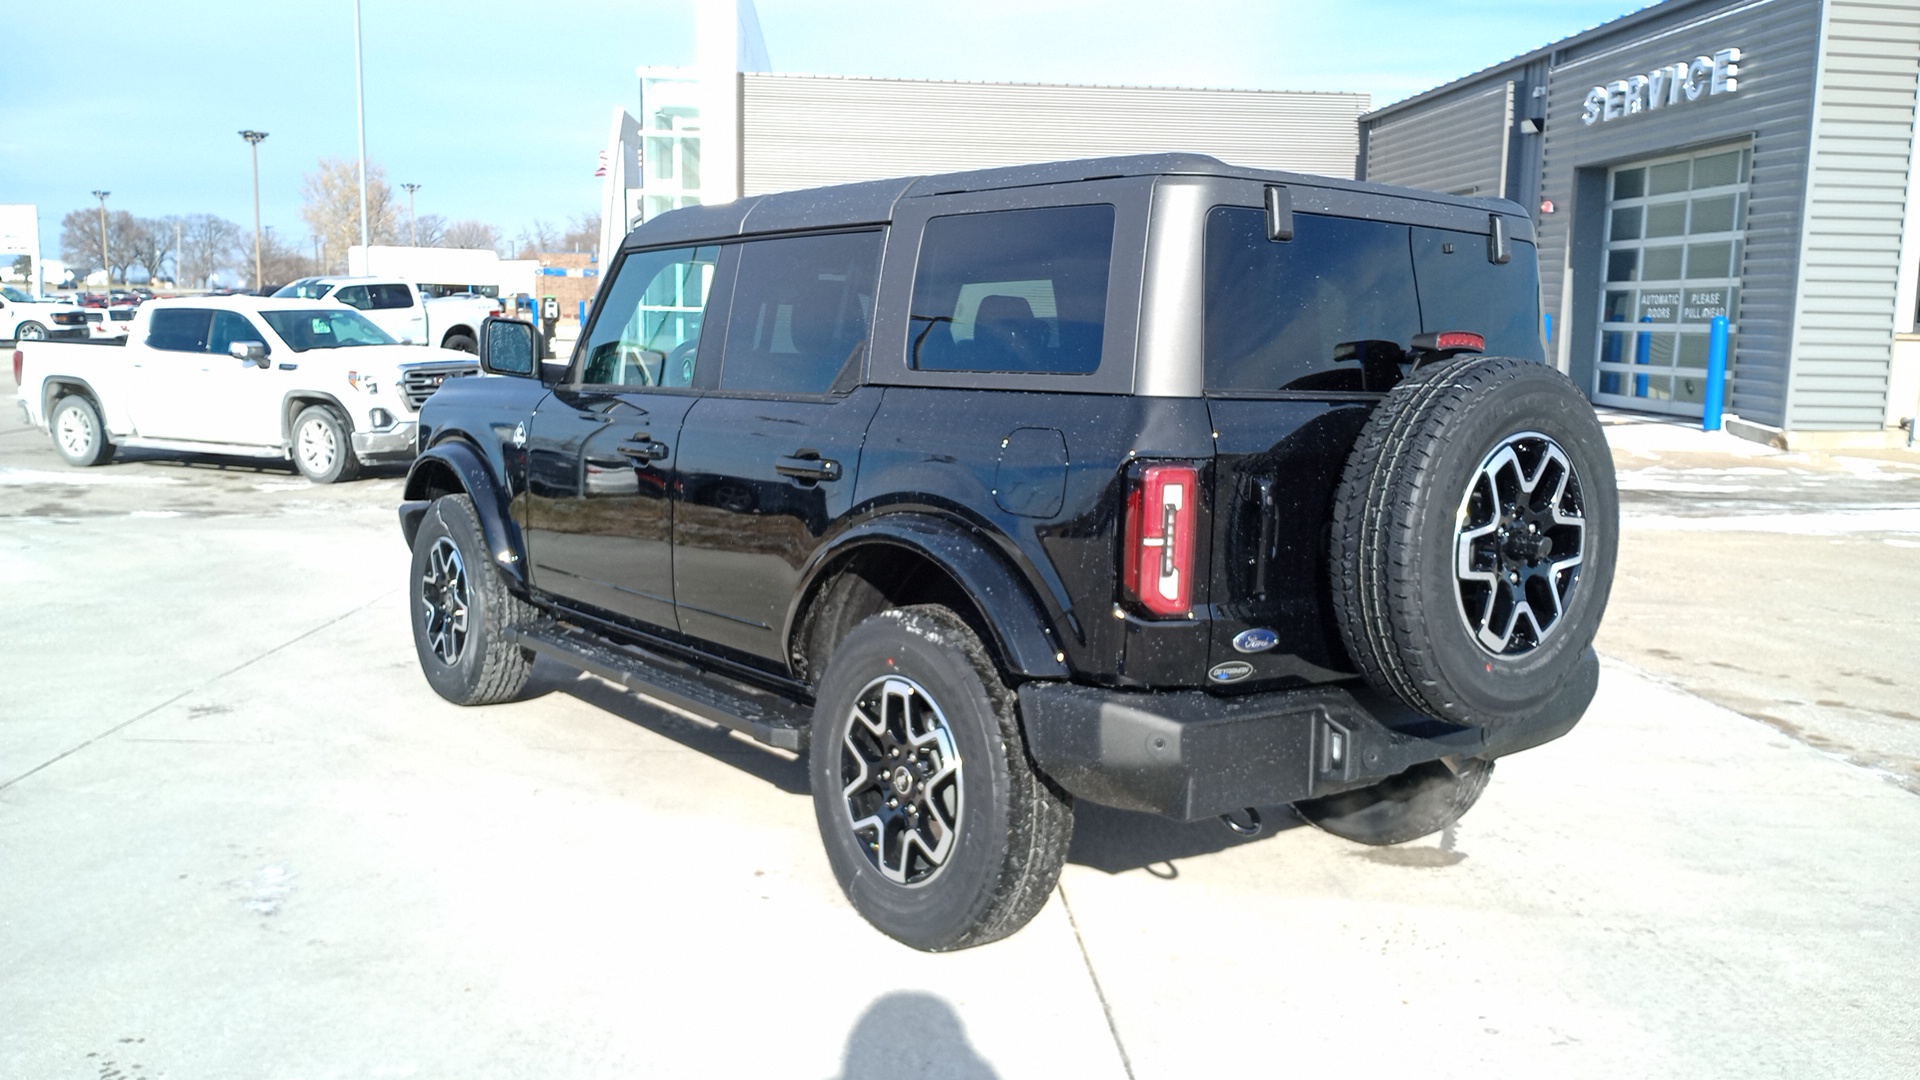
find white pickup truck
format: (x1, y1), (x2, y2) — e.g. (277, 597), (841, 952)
(12, 295), (477, 482)
(272, 276), (498, 354)
(1, 286), (90, 342)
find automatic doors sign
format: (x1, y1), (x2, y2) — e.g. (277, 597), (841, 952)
(1582, 48), (1742, 124)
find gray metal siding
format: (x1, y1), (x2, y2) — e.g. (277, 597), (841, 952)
(739, 74), (1368, 193)
(1537, 0), (1825, 428)
(1363, 81), (1515, 198)
(1786, 0), (1920, 429)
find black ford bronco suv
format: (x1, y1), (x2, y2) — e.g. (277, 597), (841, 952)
(397, 154), (1617, 951)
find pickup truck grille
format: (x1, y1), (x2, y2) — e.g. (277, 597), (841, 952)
(400, 364), (479, 410)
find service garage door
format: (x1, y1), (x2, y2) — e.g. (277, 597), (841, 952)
(1594, 144), (1750, 417)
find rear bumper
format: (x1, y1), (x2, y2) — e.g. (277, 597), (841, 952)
(350, 421), (419, 463)
(1020, 648), (1597, 821)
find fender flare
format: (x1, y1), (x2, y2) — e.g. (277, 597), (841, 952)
(399, 438), (527, 589)
(788, 513), (1070, 680)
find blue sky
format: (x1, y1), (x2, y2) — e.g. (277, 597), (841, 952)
(1, 0), (1648, 260)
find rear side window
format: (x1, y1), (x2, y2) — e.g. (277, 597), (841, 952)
(908, 204), (1113, 375)
(368, 284), (414, 310)
(720, 231), (883, 395)
(333, 285), (372, 310)
(1205, 209), (1420, 392)
(146, 308), (213, 352)
(1411, 228), (1543, 361)
(580, 245), (721, 387)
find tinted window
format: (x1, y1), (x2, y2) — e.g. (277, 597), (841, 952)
(209, 311), (261, 354)
(1205, 209), (1420, 393)
(368, 283), (414, 310)
(272, 280), (333, 300)
(259, 309), (396, 351)
(146, 308), (213, 352)
(1411, 228), (1544, 361)
(581, 245), (720, 387)
(333, 285), (372, 310)
(909, 204), (1113, 374)
(111, 309), (135, 322)
(720, 231), (883, 395)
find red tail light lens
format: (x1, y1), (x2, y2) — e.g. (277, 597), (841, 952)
(1123, 462), (1199, 618)
(12, 350), (22, 383)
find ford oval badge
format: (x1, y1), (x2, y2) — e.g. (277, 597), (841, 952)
(1209, 661), (1255, 683)
(1232, 628), (1279, 654)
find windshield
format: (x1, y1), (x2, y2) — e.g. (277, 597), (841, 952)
(260, 309), (398, 351)
(2, 286), (32, 303)
(272, 280), (334, 300)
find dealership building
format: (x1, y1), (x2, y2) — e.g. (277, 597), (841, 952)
(1362, 0), (1920, 443)
(605, 0), (1920, 443)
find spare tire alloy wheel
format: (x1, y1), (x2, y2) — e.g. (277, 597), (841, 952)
(810, 606), (1072, 951)
(1454, 432), (1586, 656)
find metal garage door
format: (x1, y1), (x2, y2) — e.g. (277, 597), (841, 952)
(1594, 144), (1750, 417)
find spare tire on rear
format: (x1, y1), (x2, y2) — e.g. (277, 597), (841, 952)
(1330, 355), (1618, 729)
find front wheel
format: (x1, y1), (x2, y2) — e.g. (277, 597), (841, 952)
(50, 395), (115, 467)
(15, 321), (47, 341)
(408, 494), (534, 705)
(810, 606), (1073, 952)
(291, 404), (362, 483)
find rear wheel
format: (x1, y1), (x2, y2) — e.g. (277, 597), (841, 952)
(810, 606), (1072, 952)
(291, 404), (361, 484)
(50, 395), (114, 467)
(409, 494), (534, 705)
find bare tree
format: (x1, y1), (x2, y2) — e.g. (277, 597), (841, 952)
(179, 215), (244, 288)
(129, 217), (175, 283)
(514, 219), (560, 257)
(59, 209), (104, 278)
(300, 156), (398, 273)
(258, 227), (311, 291)
(103, 211), (143, 285)
(443, 219), (502, 253)
(414, 213), (448, 248)
(562, 211), (601, 254)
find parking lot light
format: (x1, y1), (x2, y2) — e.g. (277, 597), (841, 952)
(90, 191), (109, 286)
(239, 131), (269, 292)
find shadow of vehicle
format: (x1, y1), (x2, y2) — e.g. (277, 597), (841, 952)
(830, 992), (999, 1080)
(1067, 800), (1306, 875)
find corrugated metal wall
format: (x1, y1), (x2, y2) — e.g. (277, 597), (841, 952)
(739, 73), (1368, 192)
(1536, 0), (1824, 429)
(1786, 0), (1920, 429)
(1362, 81), (1514, 198)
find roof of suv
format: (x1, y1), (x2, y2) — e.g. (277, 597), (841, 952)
(624, 153), (1532, 251)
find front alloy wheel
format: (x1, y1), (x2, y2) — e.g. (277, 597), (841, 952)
(840, 675), (963, 886)
(1453, 431), (1586, 656)
(420, 536), (469, 666)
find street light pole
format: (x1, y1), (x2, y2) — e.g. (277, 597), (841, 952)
(402, 183), (420, 246)
(353, 0), (370, 252)
(90, 190), (110, 287)
(239, 130), (269, 293)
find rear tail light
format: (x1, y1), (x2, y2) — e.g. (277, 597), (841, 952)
(12, 350), (22, 383)
(1122, 462), (1200, 618)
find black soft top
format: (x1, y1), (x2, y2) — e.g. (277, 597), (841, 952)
(623, 153), (1533, 250)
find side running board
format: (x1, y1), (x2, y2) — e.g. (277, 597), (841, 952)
(512, 622), (812, 752)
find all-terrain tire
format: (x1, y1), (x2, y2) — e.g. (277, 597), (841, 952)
(50, 394), (115, 467)
(409, 494), (534, 705)
(809, 606), (1073, 952)
(1331, 355), (1618, 728)
(291, 404), (362, 484)
(1295, 757), (1494, 846)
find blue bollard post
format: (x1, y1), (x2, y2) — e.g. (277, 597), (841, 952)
(1634, 315), (1652, 397)
(1543, 312), (1555, 350)
(1702, 315), (1729, 431)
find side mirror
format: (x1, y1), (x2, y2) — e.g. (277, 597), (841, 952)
(479, 316), (539, 377)
(229, 340), (271, 367)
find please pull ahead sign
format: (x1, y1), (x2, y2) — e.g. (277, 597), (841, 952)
(1582, 48), (1743, 124)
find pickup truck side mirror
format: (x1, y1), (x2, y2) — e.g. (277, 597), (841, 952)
(479, 316), (540, 377)
(229, 340), (271, 368)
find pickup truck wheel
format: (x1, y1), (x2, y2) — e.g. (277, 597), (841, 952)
(444, 333), (477, 355)
(1294, 757), (1494, 846)
(1331, 355), (1617, 728)
(15, 321), (47, 341)
(809, 606), (1072, 952)
(50, 395), (114, 467)
(409, 494), (534, 705)
(292, 404), (362, 484)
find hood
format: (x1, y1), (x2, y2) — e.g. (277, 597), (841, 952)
(314, 343), (476, 372)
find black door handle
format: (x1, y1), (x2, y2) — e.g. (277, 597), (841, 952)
(776, 452), (841, 482)
(617, 436), (669, 461)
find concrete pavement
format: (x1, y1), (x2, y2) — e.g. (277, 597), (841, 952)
(3, 384), (1917, 1078)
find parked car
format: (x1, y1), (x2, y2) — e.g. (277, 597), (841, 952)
(397, 154), (1620, 950)
(83, 306), (138, 340)
(13, 295), (478, 481)
(0, 286), (89, 342)
(272, 276), (499, 353)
